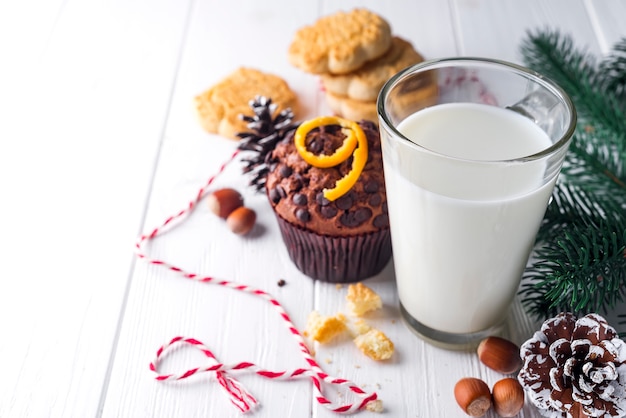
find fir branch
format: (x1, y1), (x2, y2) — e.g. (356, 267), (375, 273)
(521, 30), (626, 135)
(562, 130), (626, 198)
(598, 38), (626, 106)
(521, 218), (626, 317)
(520, 30), (626, 318)
(522, 30), (626, 200)
(535, 183), (620, 243)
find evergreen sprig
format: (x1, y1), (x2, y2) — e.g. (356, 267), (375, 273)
(519, 30), (626, 325)
(599, 40), (626, 105)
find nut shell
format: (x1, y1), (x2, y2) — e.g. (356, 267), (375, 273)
(208, 188), (244, 219)
(226, 206), (256, 235)
(477, 336), (522, 374)
(492, 378), (525, 417)
(454, 377), (492, 417)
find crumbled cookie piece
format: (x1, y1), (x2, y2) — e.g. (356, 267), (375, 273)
(352, 318), (372, 335)
(365, 399), (384, 413)
(354, 329), (394, 360)
(306, 311), (347, 343)
(346, 283), (382, 316)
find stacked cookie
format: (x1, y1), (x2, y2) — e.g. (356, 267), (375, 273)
(288, 9), (425, 121)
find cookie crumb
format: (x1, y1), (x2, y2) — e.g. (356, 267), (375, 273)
(277, 279), (286, 287)
(306, 311), (347, 343)
(365, 399), (384, 413)
(353, 318), (372, 335)
(354, 329), (394, 361)
(346, 283), (382, 316)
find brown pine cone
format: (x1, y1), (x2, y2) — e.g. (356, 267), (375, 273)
(518, 312), (626, 418)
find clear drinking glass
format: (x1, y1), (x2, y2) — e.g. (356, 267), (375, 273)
(377, 58), (576, 348)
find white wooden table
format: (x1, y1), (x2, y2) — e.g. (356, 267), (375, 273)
(1, 1), (624, 417)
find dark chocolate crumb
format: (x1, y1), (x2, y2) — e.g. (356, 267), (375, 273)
(292, 193), (308, 206)
(279, 165), (292, 178)
(308, 138), (323, 154)
(355, 207), (373, 223)
(277, 279), (286, 287)
(339, 207), (372, 227)
(321, 205), (338, 218)
(294, 172), (307, 186)
(292, 178), (303, 192)
(269, 188), (281, 204)
(364, 180), (379, 193)
(296, 208), (311, 222)
(316, 192), (330, 206)
(339, 212), (358, 227)
(336, 193), (354, 210)
(368, 194), (382, 206)
(373, 214), (389, 228)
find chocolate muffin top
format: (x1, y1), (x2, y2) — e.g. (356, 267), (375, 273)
(265, 119), (389, 236)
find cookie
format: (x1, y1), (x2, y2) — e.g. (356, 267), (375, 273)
(324, 91), (379, 122)
(194, 67), (298, 140)
(321, 37), (425, 101)
(326, 71), (439, 122)
(288, 8), (392, 75)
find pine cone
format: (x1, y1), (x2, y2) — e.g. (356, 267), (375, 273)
(236, 96), (298, 191)
(518, 312), (626, 418)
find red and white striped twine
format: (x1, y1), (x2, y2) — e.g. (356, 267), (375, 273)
(135, 149), (378, 414)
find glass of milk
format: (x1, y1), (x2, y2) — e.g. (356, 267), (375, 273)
(377, 58), (576, 348)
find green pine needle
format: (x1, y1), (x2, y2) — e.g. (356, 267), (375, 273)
(599, 39), (626, 105)
(521, 218), (626, 316)
(519, 30), (626, 324)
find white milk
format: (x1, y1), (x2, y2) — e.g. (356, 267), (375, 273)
(384, 103), (555, 334)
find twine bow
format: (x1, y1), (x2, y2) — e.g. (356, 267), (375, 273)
(136, 150), (379, 414)
(150, 336), (377, 413)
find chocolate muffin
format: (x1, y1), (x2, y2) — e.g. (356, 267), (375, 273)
(265, 118), (392, 282)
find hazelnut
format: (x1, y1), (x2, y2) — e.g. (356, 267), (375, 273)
(477, 336), (522, 374)
(492, 378), (525, 417)
(454, 377), (492, 417)
(226, 206), (256, 235)
(207, 188), (244, 219)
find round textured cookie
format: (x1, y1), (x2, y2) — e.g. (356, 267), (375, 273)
(325, 91), (378, 123)
(325, 72), (439, 123)
(288, 8), (392, 75)
(321, 37), (425, 101)
(194, 67), (299, 140)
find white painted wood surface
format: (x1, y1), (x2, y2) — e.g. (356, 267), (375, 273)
(0, 1), (624, 417)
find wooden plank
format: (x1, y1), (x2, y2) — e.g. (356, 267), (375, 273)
(105, 1), (626, 417)
(102, 0), (320, 417)
(312, 1), (620, 418)
(312, 2), (461, 418)
(0, 0), (192, 416)
(453, 0), (603, 62)
(585, 0), (626, 53)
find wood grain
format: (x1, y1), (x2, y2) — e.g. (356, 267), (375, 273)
(0, 1), (623, 417)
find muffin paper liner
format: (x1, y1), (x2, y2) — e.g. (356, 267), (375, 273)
(275, 214), (392, 283)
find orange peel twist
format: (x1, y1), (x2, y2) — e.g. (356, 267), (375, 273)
(294, 116), (368, 201)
